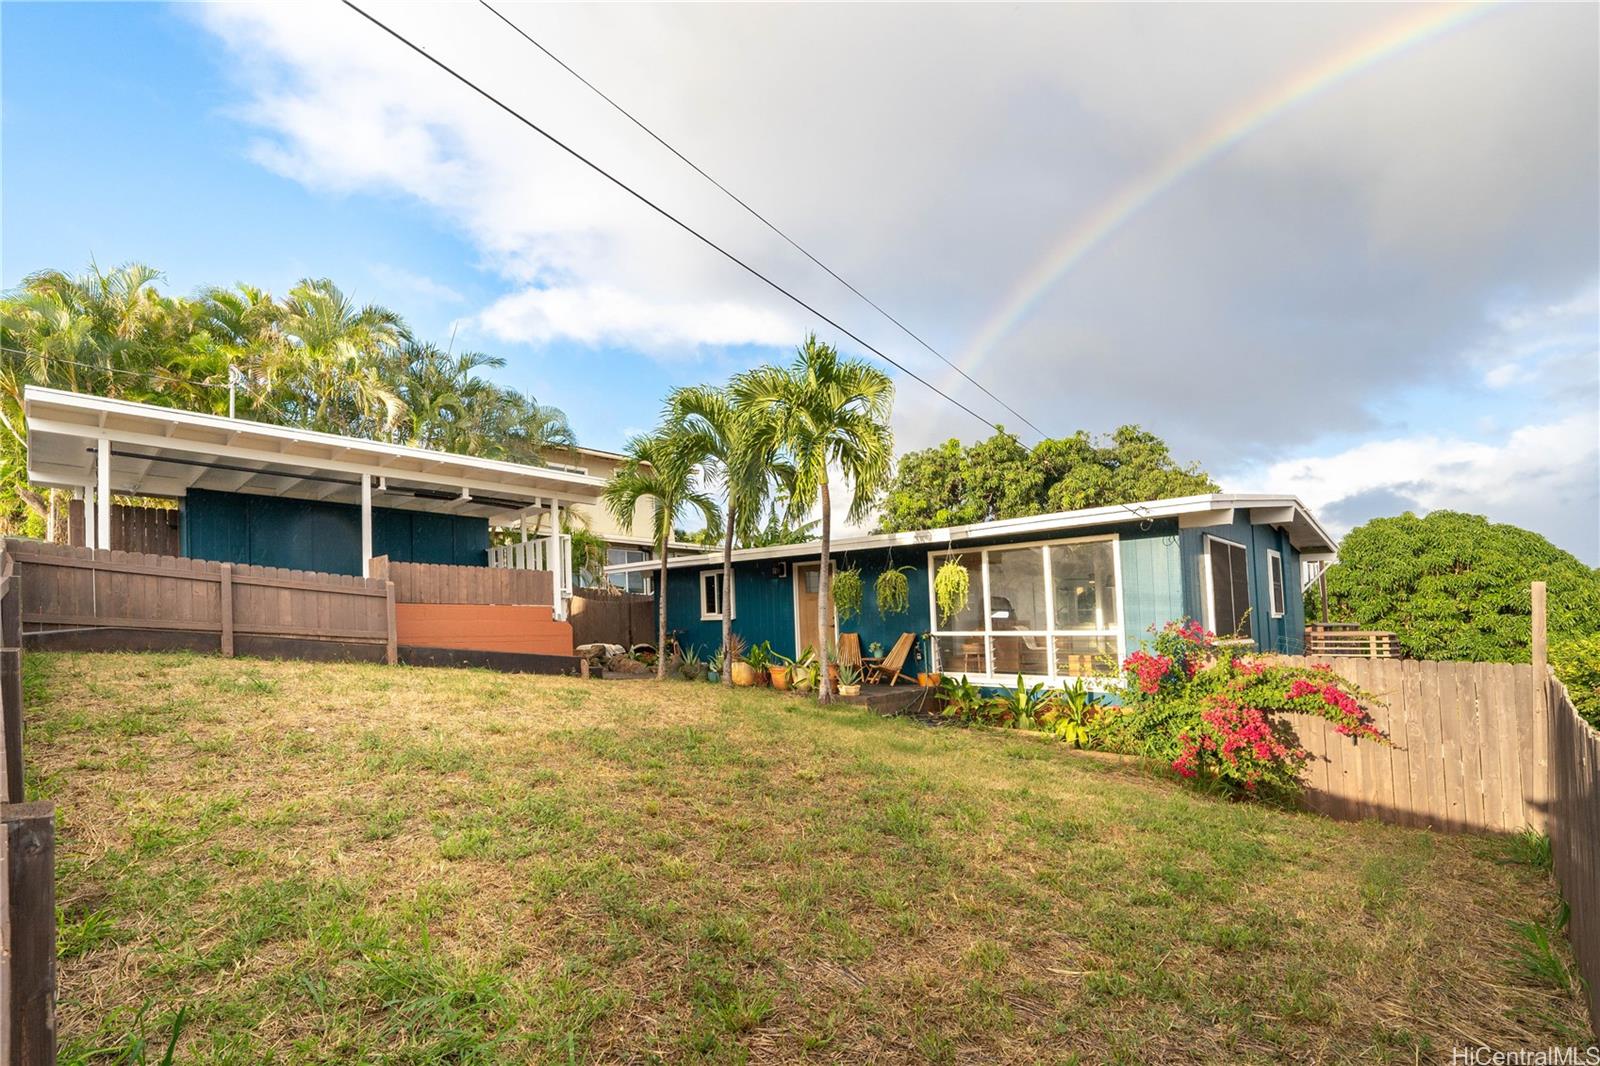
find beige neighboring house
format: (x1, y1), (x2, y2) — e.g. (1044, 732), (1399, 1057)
(538, 445), (698, 593)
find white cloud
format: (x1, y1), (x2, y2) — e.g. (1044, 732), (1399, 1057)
(1230, 412), (1600, 562)
(368, 263), (464, 304)
(476, 284), (793, 350)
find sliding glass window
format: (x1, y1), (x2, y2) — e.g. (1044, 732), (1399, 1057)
(928, 535), (1122, 683)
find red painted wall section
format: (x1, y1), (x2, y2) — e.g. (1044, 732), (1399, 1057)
(395, 604), (574, 656)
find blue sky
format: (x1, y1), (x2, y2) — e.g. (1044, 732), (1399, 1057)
(4, 2), (1597, 559)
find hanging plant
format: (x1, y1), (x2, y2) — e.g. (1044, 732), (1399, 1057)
(934, 556), (971, 626)
(875, 565), (913, 617)
(832, 566), (863, 622)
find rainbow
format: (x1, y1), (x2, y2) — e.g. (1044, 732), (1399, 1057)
(952, 2), (1498, 392)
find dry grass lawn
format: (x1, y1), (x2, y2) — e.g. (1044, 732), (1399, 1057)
(23, 652), (1593, 1063)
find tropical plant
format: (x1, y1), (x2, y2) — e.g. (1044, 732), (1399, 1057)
(1551, 633), (1600, 728)
(837, 659), (862, 687)
(874, 565), (912, 617)
(744, 640), (774, 674)
(989, 674), (1051, 730)
(1044, 678), (1101, 748)
(934, 557), (971, 626)
(790, 646), (820, 691)
(1310, 511), (1600, 662)
(877, 425), (1217, 533)
(936, 674), (987, 723)
(677, 645), (705, 681)
(603, 431), (720, 680)
(831, 566), (863, 623)
(732, 334), (893, 704)
(666, 384), (783, 686)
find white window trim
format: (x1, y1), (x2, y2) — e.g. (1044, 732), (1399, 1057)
(700, 569), (734, 621)
(1203, 534), (1251, 638)
(1266, 548), (1285, 619)
(925, 533), (1125, 688)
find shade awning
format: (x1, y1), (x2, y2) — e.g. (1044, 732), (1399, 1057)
(24, 386), (605, 525)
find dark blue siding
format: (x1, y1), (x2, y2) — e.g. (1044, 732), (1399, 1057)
(181, 489), (488, 575)
(1178, 516), (1303, 653)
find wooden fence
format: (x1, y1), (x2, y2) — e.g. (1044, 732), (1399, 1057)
(569, 592), (656, 649)
(1548, 675), (1600, 1031)
(1303, 623), (1401, 659)
(370, 556), (552, 606)
(1283, 656), (1548, 833)
(67, 501), (180, 556)
(6, 540), (395, 664)
(1, 549), (57, 1065)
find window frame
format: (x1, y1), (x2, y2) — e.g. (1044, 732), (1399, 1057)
(1203, 534), (1253, 640)
(1266, 548), (1285, 619)
(925, 533), (1124, 687)
(699, 569), (734, 621)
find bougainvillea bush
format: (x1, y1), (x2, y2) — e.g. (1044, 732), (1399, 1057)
(1095, 620), (1389, 797)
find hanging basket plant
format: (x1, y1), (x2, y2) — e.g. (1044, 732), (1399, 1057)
(832, 566), (864, 623)
(875, 565), (913, 617)
(934, 556), (971, 626)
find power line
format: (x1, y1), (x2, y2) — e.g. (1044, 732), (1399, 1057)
(340, 0), (1000, 435)
(477, 0), (1045, 439)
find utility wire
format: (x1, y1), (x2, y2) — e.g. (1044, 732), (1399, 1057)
(341, 0), (1000, 434)
(478, 0), (1045, 439)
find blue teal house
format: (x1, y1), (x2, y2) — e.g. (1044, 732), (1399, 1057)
(606, 495), (1336, 686)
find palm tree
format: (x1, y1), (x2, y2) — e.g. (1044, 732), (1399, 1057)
(276, 278), (406, 435)
(733, 334), (893, 702)
(666, 384), (783, 686)
(602, 431), (720, 680)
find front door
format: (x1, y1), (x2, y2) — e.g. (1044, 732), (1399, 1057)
(794, 562), (822, 654)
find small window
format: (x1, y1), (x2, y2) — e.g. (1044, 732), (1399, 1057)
(700, 571), (733, 620)
(1267, 549), (1285, 618)
(1206, 537), (1252, 640)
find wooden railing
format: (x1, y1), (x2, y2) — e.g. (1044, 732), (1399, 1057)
(1303, 623), (1401, 659)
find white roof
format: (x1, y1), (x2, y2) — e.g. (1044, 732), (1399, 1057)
(605, 493), (1338, 574)
(24, 386), (605, 525)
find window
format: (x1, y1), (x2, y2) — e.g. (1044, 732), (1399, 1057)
(605, 547), (651, 594)
(928, 536), (1121, 682)
(1206, 537), (1252, 639)
(700, 570), (733, 620)
(546, 461), (590, 476)
(1267, 549), (1285, 618)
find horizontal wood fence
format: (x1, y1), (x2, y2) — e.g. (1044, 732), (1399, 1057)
(370, 556), (552, 606)
(1302, 625), (1401, 659)
(67, 501), (180, 556)
(6, 539), (394, 663)
(569, 592), (656, 649)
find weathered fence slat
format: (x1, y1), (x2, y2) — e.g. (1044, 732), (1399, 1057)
(3, 801), (56, 1066)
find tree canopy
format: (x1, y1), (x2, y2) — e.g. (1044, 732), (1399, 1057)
(0, 261), (576, 534)
(877, 425), (1217, 532)
(1312, 511), (1600, 662)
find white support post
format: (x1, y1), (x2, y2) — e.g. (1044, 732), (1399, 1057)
(360, 473), (373, 578)
(81, 484), (96, 550)
(96, 437), (112, 551)
(547, 499), (563, 619)
(520, 509), (529, 570)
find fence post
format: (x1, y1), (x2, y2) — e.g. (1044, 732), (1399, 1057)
(0, 554), (20, 805)
(384, 581), (398, 666)
(1531, 581), (1548, 674)
(3, 801), (56, 1066)
(219, 563), (235, 658)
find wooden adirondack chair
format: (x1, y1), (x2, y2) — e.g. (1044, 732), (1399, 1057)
(864, 632), (915, 686)
(837, 632), (864, 674)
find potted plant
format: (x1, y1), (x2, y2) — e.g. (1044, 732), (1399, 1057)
(707, 647), (723, 684)
(678, 645), (707, 681)
(769, 649), (795, 691)
(874, 565), (912, 617)
(934, 556), (971, 626)
(868, 640), (885, 660)
(832, 567), (863, 623)
(837, 660), (863, 697)
(791, 646), (819, 692)
(742, 640), (774, 687)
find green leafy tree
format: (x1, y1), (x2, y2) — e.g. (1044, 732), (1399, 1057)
(602, 431), (720, 680)
(734, 334), (893, 703)
(666, 385), (783, 686)
(1312, 511), (1600, 662)
(878, 425), (1216, 532)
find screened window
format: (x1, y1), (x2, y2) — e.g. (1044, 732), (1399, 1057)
(1206, 537), (1252, 639)
(928, 536), (1121, 681)
(700, 570), (732, 620)
(1267, 549), (1285, 618)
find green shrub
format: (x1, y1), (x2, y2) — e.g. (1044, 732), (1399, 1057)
(1550, 633), (1600, 728)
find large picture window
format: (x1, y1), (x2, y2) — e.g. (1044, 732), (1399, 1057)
(928, 535), (1122, 682)
(1206, 536), (1252, 639)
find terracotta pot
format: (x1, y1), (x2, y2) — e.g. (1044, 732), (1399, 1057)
(918, 672), (943, 688)
(769, 665), (792, 691)
(839, 683), (862, 697)
(731, 661), (757, 687)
